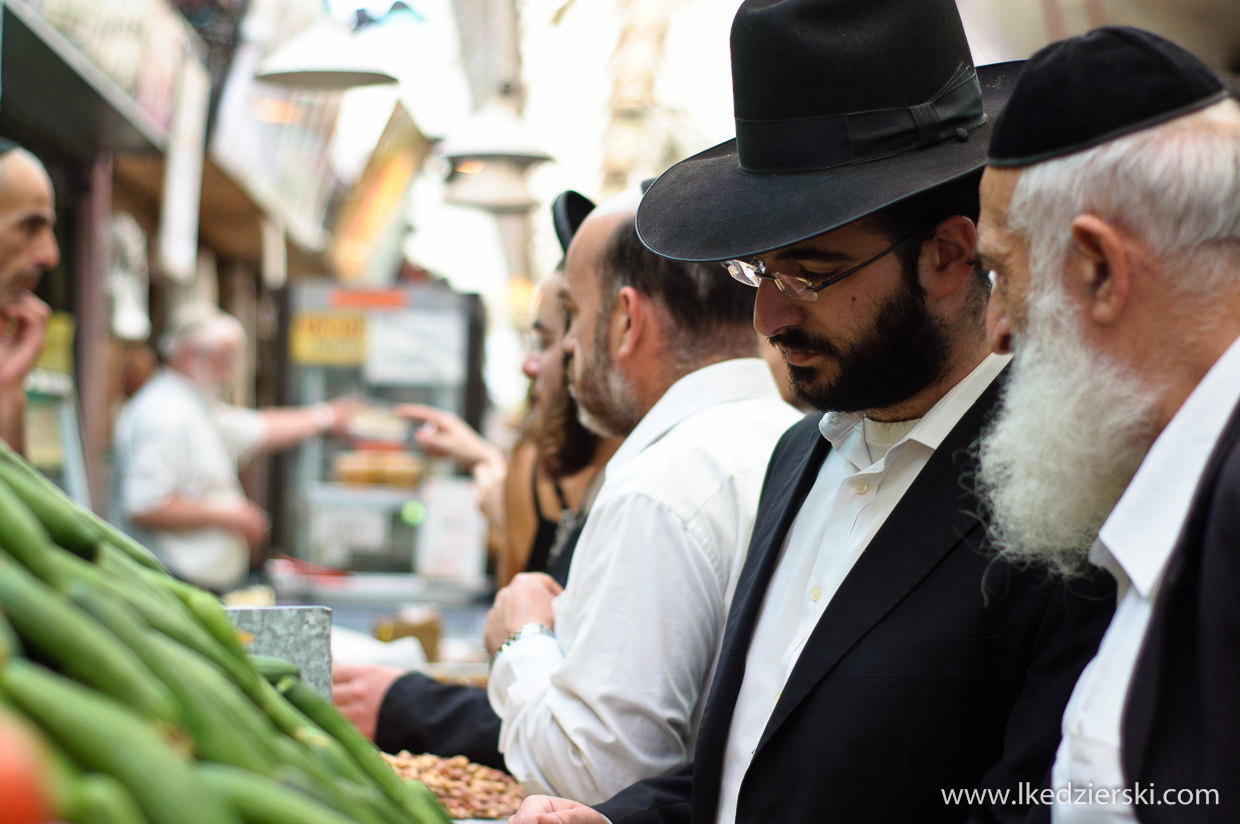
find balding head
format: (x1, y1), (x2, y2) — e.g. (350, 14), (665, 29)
(560, 189), (757, 436)
(0, 147), (58, 312)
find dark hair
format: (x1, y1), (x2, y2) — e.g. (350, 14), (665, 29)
(597, 218), (757, 366)
(865, 170), (989, 318)
(536, 370), (598, 479)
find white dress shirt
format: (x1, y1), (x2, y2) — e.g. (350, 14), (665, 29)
(716, 353), (1011, 824)
(113, 368), (267, 591)
(1051, 335), (1240, 823)
(488, 358), (801, 804)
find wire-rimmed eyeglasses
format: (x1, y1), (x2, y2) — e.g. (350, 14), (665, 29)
(721, 223), (936, 302)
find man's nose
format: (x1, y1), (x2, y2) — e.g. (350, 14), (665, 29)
(753, 278), (803, 339)
(522, 352), (539, 380)
(37, 230), (60, 271)
(986, 293), (1013, 355)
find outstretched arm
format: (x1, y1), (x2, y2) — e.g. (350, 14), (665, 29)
(257, 395), (365, 455)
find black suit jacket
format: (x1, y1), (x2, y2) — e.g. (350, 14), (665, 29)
(597, 373), (1115, 824)
(1118, 397), (1240, 823)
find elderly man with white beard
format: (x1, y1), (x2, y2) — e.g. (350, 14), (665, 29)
(976, 28), (1240, 824)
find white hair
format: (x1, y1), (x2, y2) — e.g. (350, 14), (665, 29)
(1008, 99), (1240, 302)
(160, 305), (245, 361)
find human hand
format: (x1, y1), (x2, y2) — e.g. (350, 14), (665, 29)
(218, 500), (270, 550)
(397, 404), (502, 471)
(324, 395), (368, 438)
(331, 663), (405, 742)
(0, 294), (49, 390)
(484, 573), (563, 656)
(508, 795), (609, 824)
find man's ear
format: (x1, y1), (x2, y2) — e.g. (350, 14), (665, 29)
(922, 215), (979, 301)
(612, 286), (647, 359)
(1069, 215), (1129, 327)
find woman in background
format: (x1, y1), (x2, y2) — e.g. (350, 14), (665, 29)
(499, 267), (619, 586)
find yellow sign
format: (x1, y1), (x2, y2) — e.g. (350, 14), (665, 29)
(35, 312), (76, 375)
(289, 312), (366, 366)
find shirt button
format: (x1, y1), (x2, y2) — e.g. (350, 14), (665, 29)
(854, 480), (870, 495)
(810, 586), (822, 602)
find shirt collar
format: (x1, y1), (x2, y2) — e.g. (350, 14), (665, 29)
(818, 353), (1011, 453)
(1098, 334), (1240, 598)
(607, 358), (787, 470)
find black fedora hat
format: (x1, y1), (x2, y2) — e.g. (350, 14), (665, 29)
(551, 190), (596, 253)
(636, 0), (1022, 262)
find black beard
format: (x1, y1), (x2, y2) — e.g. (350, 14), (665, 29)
(768, 279), (951, 414)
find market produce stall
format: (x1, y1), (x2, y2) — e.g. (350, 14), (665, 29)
(0, 440), (457, 824)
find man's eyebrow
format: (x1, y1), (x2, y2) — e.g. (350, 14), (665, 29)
(766, 246), (853, 265)
(21, 211), (54, 227)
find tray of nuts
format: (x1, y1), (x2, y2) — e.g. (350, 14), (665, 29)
(384, 751), (528, 820)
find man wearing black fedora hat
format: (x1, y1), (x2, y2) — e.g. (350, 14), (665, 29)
(976, 27), (1240, 823)
(509, 1), (1115, 823)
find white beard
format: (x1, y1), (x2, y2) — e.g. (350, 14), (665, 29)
(180, 361), (234, 401)
(975, 284), (1159, 577)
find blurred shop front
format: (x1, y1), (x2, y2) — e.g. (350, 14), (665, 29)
(274, 280), (489, 624)
(0, 0), (437, 508)
(0, 0), (207, 508)
(0, 0), (494, 650)
(271, 96), (494, 633)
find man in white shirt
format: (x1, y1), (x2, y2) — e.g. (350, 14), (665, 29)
(511, 2), (1114, 823)
(479, 190), (801, 803)
(113, 304), (357, 593)
(976, 28), (1240, 824)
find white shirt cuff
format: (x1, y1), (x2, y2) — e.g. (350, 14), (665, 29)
(488, 631), (564, 721)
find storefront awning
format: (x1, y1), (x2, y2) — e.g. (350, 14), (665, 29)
(0, 0), (168, 159)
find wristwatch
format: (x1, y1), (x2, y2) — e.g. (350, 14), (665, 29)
(492, 622), (555, 663)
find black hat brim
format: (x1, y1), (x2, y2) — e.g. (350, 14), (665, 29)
(636, 61), (1022, 262)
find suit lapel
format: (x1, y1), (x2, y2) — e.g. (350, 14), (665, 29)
(755, 376), (1000, 754)
(692, 417), (831, 822)
(1121, 397), (1240, 785)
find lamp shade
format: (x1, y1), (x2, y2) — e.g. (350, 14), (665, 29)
(438, 100), (552, 166)
(255, 21), (398, 90)
(443, 160), (540, 212)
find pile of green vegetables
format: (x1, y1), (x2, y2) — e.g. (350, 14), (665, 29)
(0, 443), (450, 824)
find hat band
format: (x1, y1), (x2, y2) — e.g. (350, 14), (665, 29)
(735, 64), (986, 174)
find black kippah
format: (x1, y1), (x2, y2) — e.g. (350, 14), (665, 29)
(551, 190), (596, 253)
(988, 26), (1227, 167)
